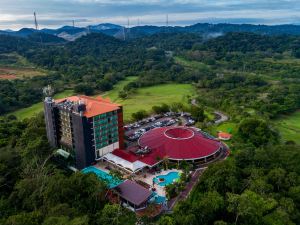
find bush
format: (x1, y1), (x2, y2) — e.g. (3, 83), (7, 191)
(132, 110), (148, 121)
(97, 79), (113, 92)
(74, 84), (94, 95)
(152, 103), (169, 114)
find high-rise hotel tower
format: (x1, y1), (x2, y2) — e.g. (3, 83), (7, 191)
(44, 95), (124, 169)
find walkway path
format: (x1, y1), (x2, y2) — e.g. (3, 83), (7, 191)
(167, 168), (205, 210)
(166, 146), (229, 211)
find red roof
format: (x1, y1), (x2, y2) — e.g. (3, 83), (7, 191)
(139, 127), (221, 160)
(112, 148), (164, 166)
(55, 95), (121, 118)
(110, 127), (221, 167)
(218, 132), (232, 139)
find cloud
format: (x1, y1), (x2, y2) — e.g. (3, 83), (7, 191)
(0, 0), (299, 30)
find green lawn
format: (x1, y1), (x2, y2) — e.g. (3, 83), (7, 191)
(174, 56), (210, 70)
(101, 76), (138, 101)
(210, 122), (238, 137)
(6, 76), (195, 122)
(8, 90), (74, 120)
(103, 78), (196, 122)
(275, 111), (300, 144)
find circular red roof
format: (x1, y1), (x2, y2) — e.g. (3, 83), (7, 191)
(139, 127), (221, 160)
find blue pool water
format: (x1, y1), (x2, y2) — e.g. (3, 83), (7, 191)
(153, 171), (180, 186)
(82, 166), (123, 188)
(150, 192), (167, 204)
(154, 195), (166, 204)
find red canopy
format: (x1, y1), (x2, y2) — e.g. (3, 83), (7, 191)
(139, 127), (221, 160)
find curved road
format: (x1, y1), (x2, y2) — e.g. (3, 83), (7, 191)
(191, 99), (228, 124)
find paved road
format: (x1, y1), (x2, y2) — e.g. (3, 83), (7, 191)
(191, 99), (228, 124)
(214, 111), (228, 124)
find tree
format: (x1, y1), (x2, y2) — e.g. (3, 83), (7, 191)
(74, 84), (94, 95)
(238, 118), (278, 147)
(227, 191), (277, 225)
(170, 102), (184, 113)
(152, 103), (170, 114)
(109, 169), (123, 180)
(190, 105), (205, 122)
(165, 184), (178, 199)
(118, 90), (127, 99)
(4, 211), (42, 225)
(267, 168), (286, 192)
(96, 204), (136, 225)
(158, 216), (175, 225)
(42, 216), (89, 225)
(97, 79), (113, 92)
(132, 110), (148, 121)
(162, 156), (169, 170)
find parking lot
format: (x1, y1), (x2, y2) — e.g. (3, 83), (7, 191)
(124, 112), (195, 144)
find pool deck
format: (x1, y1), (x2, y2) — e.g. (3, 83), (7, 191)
(94, 160), (182, 197)
(134, 169), (182, 197)
(94, 161), (110, 173)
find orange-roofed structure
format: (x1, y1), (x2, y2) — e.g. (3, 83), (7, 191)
(44, 95), (124, 169)
(218, 132), (232, 140)
(55, 95), (121, 118)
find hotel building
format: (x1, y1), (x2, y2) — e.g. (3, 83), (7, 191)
(44, 95), (124, 169)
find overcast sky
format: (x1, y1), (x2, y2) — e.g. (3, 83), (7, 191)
(0, 0), (300, 30)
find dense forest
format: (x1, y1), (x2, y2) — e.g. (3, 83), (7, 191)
(0, 115), (137, 225)
(0, 30), (300, 224)
(1, 32), (300, 118)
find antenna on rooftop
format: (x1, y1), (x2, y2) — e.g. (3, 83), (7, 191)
(34, 12), (39, 30)
(43, 85), (54, 97)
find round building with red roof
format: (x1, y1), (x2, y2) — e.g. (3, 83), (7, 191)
(138, 126), (222, 162)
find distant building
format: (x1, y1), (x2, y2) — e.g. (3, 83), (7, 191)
(44, 95), (124, 169)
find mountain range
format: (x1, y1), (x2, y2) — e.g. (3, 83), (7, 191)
(2, 23), (300, 41)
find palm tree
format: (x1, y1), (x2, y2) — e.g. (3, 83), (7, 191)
(162, 156), (169, 170)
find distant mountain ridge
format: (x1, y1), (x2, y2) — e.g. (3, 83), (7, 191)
(2, 23), (300, 41)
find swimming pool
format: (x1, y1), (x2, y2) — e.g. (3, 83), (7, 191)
(82, 166), (123, 188)
(153, 171), (180, 186)
(149, 192), (167, 204)
(154, 195), (166, 204)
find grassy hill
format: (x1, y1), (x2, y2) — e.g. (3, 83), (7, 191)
(8, 90), (74, 120)
(0, 52), (47, 79)
(6, 77), (196, 122)
(103, 78), (196, 122)
(275, 111), (300, 144)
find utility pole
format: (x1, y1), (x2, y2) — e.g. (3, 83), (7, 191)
(34, 12), (39, 30)
(122, 25), (126, 41)
(166, 14), (169, 27)
(165, 14), (169, 33)
(33, 12), (43, 44)
(127, 18), (130, 39)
